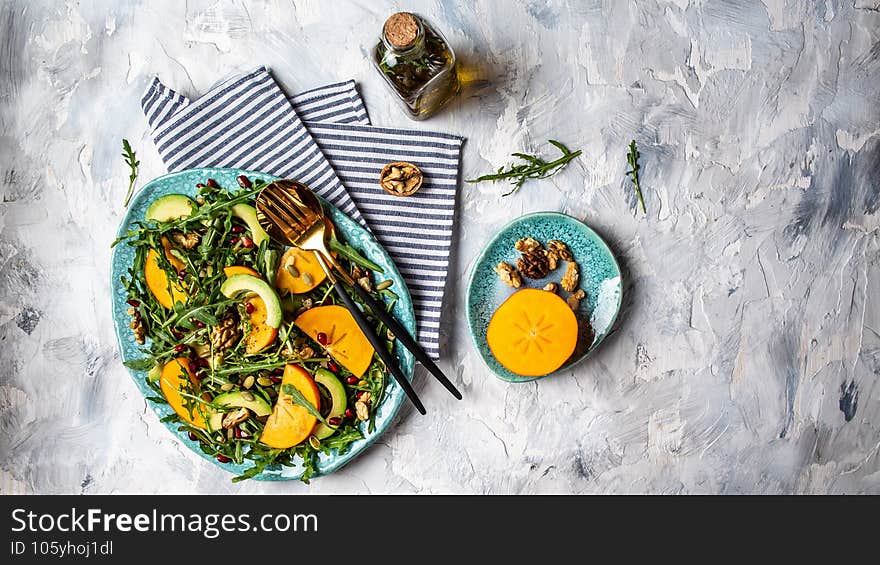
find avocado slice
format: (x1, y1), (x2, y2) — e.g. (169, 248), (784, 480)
(146, 194), (197, 222)
(207, 390), (273, 432)
(231, 204), (270, 247)
(313, 368), (347, 439)
(220, 274), (283, 328)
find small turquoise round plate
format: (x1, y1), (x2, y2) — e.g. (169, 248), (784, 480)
(111, 168), (415, 480)
(467, 212), (622, 383)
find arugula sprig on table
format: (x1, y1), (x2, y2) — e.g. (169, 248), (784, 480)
(625, 140), (647, 214)
(121, 139), (140, 208)
(467, 139), (582, 196)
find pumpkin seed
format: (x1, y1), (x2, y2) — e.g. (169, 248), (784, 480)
(241, 391), (255, 402)
(220, 383), (235, 391)
(243, 375), (255, 389)
(256, 377), (272, 387)
(375, 279), (393, 291)
(308, 436), (321, 450)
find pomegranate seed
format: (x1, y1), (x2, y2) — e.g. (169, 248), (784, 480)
(194, 371), (206, 381)
(344, 409), (354, 419)
(216, 455), (231, 463)
(195, 183), (205, 189)
(207, 178), (219, 188)
(194, 357), (208, 368)
(195, 320), (205, 328)
(328, 361), (339, 373)
(237, 175), (252, 188)
(345, 376), (358, 385)
(356, 391), (365, 399)
(174, 344), (187, 353)
(230, 236), (240, 245)
(240, 236), (254, 249)
(245, 302), (255, 314)
(234, 427), (242, 439)
(273, 368), (284, 375)
(126, 299), (140, 307)
(270, 376), (281, 384)
(231, 225), (244, 234)
(188, 431), (197, 441)
(328, 417), (342, 426)
(171, 330), (183, 339)
(316, 332), (328, 346)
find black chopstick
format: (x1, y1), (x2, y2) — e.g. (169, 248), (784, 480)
(348, 283), (462, 400)
(330, 281), (427, 415)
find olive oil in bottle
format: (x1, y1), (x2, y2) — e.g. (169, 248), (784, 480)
(373, 12), (460, 120)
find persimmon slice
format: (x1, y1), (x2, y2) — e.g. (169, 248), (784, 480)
(275, 248), (328, 294)
(243, 295), (278, 354)
(145, 238), (187, 309)
(159, 357), (208, 429)
(294, 305), (375, 378)
(260, 364), (321, 448)
(486, 288), (578, 377)
(220, 267), (278, 354)
(223, 265), (260, 277)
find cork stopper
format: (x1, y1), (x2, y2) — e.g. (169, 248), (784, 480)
(383, 12), (420, 50)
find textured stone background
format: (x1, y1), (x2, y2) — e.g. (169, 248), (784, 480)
(1, 0), (878, 494)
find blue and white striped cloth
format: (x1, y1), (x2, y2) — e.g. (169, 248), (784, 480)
(140, 66), (462, 359)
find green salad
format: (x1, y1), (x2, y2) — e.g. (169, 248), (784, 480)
(113, 175), (397, 482)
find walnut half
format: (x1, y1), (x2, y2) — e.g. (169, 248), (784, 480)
(560, 261), (580, 292)
(221, 407), (250, 429)
(494, 262), (522, 288)
(169, 230), (201, 250)
(547, 240), (573, 262)
(566, 289), (586, 310)
(210, 314), (241, 352)
(514, 237), (542, 253)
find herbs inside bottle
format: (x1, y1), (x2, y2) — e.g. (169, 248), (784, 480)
(373, 12), (460, 120)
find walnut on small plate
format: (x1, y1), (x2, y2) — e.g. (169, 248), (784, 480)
(560, 261), (580, 292)
(493, 262), (522, 288)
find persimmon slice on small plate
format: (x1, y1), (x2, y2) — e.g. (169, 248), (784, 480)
(467, 212), (623, 383)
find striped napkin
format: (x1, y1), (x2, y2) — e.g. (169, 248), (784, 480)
(140, 66), (462, 359)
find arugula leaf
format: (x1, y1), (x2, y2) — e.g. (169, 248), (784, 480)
(625, 140), (647, 214)
(321, 427), (364, 452)
(467, 139), (582, 196)
(121, 139), (140, 208)
(123, 358), (155, 371)
(282, 383), (330, 426)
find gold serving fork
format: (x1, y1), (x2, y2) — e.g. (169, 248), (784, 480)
(256, 180), (462, 414)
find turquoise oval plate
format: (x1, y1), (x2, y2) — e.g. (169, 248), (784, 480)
(111, 168), (415, 480)
(467, 212), (622, 383)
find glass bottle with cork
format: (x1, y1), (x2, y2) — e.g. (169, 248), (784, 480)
(373, 12), (460, 120)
